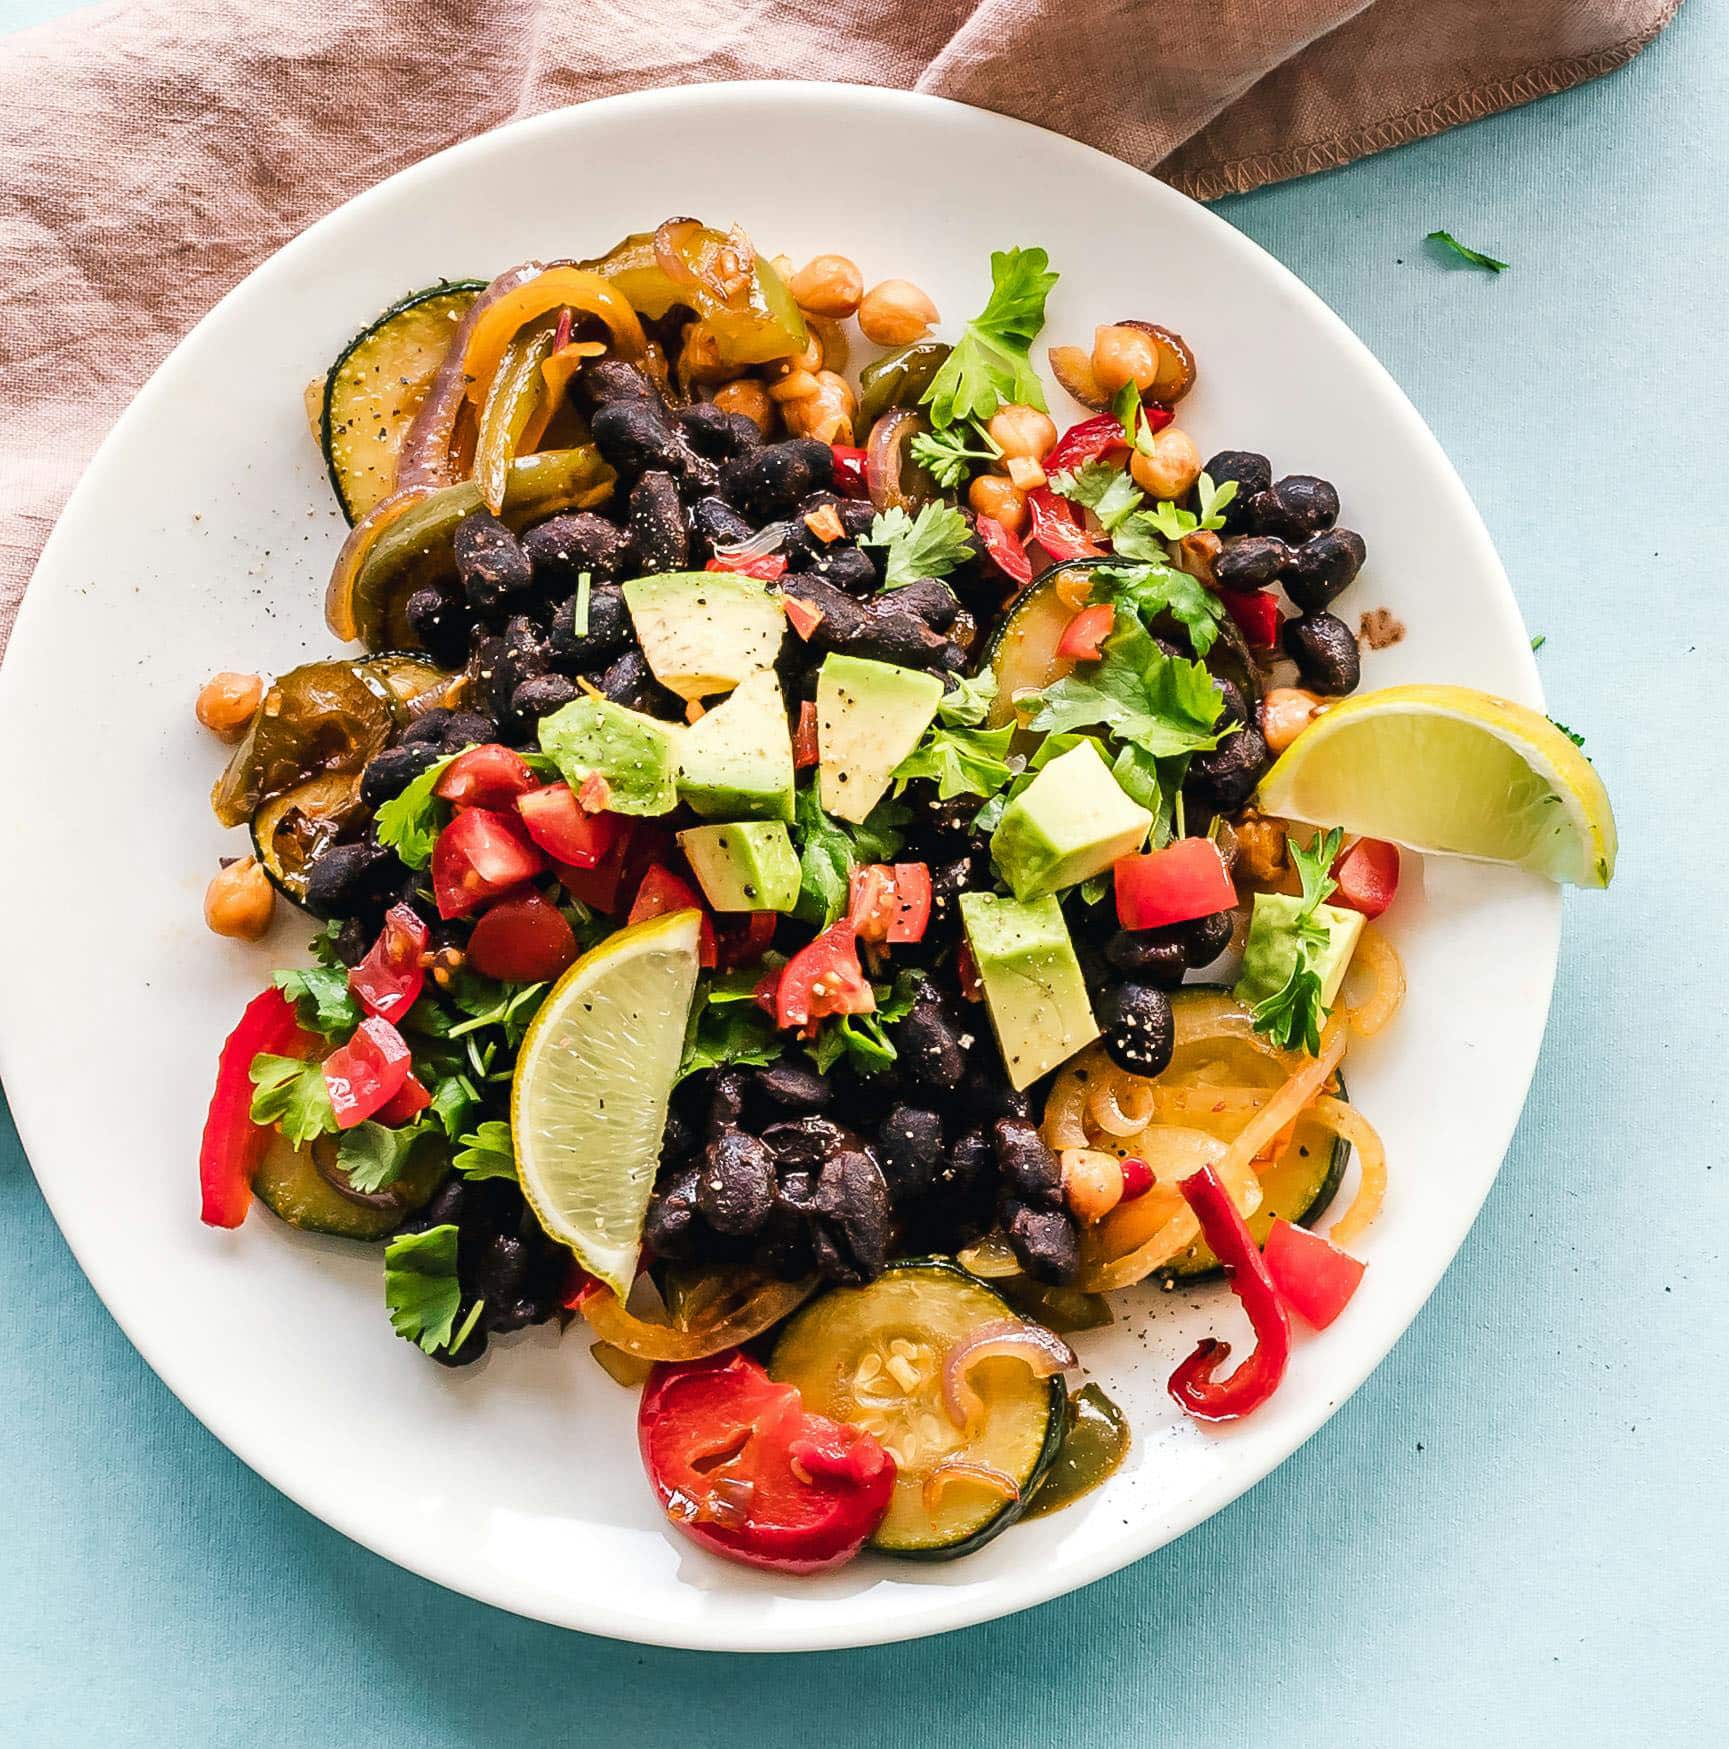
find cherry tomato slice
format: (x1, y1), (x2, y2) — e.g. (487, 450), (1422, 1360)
(348, 903), (429, 1022)
(322, 1016), (413, 1130)
(467, 889), (580, 983)
(1055, 602), (1115, 661)
(434, 744), (539, 812)
(775, 922), (873, 1029)
(638, 1352), (895, 1574)
(432, 807), (546, 920)
(1114, 838), (1237, 932)
(714, 911), (778, 970)
(1263, 1219), (1366, 1329)
(628, 864), (717, 967)
(846, 863), (931, 944)
(516, 782), (620, 870)
(1330, 837), (1401, 919)
(375, 1071), (432, 1127)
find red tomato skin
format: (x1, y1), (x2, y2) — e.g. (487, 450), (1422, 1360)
(1055, 602), (1115, 661)
(887, 863), (932, 943)
(638, 1353), (895, 1574)
(793, 700), (821, 768)
(467, 890), (580, 984)
(775, 923), (873, 1029)
(1330, 838), (1400, 919)
(976, 513), (1033, 586)
(628, 864), (717, 967)
(1044, 414), (1130, 476)
(434, 744), (539, 812)
(375, 1072), (431, 1127)
(322, 1017), (413, 1130)
(714, 911), (777, 970)
(1218, 588), (1282, 650)
(848, 864), (932, 944)
(516, 783), (619, 869)
(348, 903), (429, 1022)
(1114, 838), (1237, 932)
(1263, 1219), (1367, 1329)
(432, 808), (546, 920)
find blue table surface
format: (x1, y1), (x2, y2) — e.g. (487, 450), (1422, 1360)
(4, 4), (1724, 1741)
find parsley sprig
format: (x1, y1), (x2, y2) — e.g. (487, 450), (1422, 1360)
(791, 787), (910, 929)
(1249, 828), (1344, 1055)
(921, 247), (1059, 428)
(909, 422), (1001, 490)
(862, 502), (977, 588)
(384, 1225), (477, 1356)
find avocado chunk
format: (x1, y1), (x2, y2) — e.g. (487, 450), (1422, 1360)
(622, 571), (785, 702)
(677, 668), (795, 823)
(816, 653), (945, 824)
(1234, 893), (1365, 1010)
(678, 822), (800, 913)
(990, 740), (1153, 902)
(958, 892), (1099, 1091)
(537, 695), (681, 816)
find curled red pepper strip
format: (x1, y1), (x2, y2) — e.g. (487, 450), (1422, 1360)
(1166, 1164), (1292, 1422)
(1026, 486), (1104, 562)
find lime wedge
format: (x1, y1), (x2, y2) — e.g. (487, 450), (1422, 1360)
(1256, 684), (1617, 887)
(511, 909), (703, 1297)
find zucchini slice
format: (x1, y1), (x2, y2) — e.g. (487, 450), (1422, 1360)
(253, 1130), (447, 1242)
(251, 772), (365, 905)
(769, 1259), (1065, 1559)
(321, 281), (484, 523)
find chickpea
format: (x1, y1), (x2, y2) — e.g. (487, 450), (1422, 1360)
(1130, 426), (1202, 501)
(782, 371), (856, 444)
(1261, 687), (1326, 753)
(195, 671), (263, 740)
(1060, 1148), (1125, 1225)
(767, 367), (823, 405)
(788, 253), (864, 318)
(1091, 322), (1160, 396)
(857, 279), (939, 347)
(968, 473), (1028, 534)
(774, 331), (824, 376)
(1232, 808), (1291, 884)
(712, 377), (776, 436)
(204, 857), (276, 941)
(986, 403), (1057, 462)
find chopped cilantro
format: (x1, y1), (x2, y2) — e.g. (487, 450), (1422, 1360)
(373, 750), (458, 869)
(921, 247), (1059, 427)
(863, 502), (977, 588)
(892, 720), (1019, 803)
(1549, 717), (1586, 748)
(384, 1225), (466, 1354)
(248, 1052), (338, 1147)
(1248, 828), (1344, 1054)
(272, 963), (361, 1039)
(679, 966), (784, 1082)
(453, 1119), (517, 1182)
(337, 1119), (428, 1194)
(1050, 459), (1143, 531)
(1136, 472), (1238, 542)
(791, 786), (910, 928)
(1426, 230), (1508, 272)
(908, 422), (1000, 490)
(936, 668), (999, 728)
(1530, 634), (1546, 652)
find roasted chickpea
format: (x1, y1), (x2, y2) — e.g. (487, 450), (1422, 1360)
(857, 279), (939, 347)
(789, 253), (864, 318)
(1129, 426), (1202, 501)
(767, 367), (823, 405)
(1091, 323), (1160, 396)
(782, 370), (856, 444)
(712, 377), (776, 436)
(1261, 687), (1325, 753)
(195, 671), (263, 740)
(968, 473), (1028, 533)
(986, 403), (1057, 462)
(677, 323), (727, 383)
(204, 856), (276, 941)
(1060, 1148), (1125, 1224)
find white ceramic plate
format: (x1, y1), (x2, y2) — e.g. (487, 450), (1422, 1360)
(0, 83), (1557, 1651)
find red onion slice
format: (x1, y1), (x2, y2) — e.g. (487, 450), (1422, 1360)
(941, 1318), (1077, 1434)
(711, 521), (789, 563)
(864, 408), (920, 513)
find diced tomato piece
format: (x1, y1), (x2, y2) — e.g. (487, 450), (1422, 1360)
(976, 513), (1033, 586)
(434, 743), (539, 812)
(846, 863), (931, 944)
(1056, 602), (1115, 661)
(775, 923), (873, 1029)
(516, 783), (620, 869)
(1114, 837), (1237, 932)
(1044, 413), (1130, 476)
(431, 807), (546, 920)
(375, 1072), (431, 1127)
(705, 554), (788, 582)
(955, 939), (984, 1002)
(1330, 838), (1400, 919)
(1218, 587), (1282, 650)
(784, 595), (826, 642)
(467, 889), (580, 983)
(1026, 486), (1104, 562)
(793, 699), (820, 768)
(715, 911), (778, 970)
(348, 903), (429, 1022)
(1263, 1219), (1367, 1330)
(754, 963), (784, 1019)
(628, 864), (717, 967)
(322, 1016), (414, 1130)
(829, 444), (871, 499)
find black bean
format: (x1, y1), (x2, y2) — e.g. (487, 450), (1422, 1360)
(755, 1060), (832, 1113)
(928, 856), (980, 932)
(332, 917), (370, 967)
(303, 841), (398, 920)
(882, 577), (961, 632)
(471, 1233), (532, 1331)
(959, 1071), (1032, 1125)
(1178, 909), (1234, 967)
(813, 1147), (891, 1283)
(719, 439), (835, 520)
(697, 1133), (778, 1237)
(752, 1202), (817, 1282)
(688, 496), (761, 565)
(628, 470), (690, 574)
(549, 582), (632, 671)
(429, 1313), (488, 1368)
(521, 512), (634, 585)
(1283, 611), (1361, 695)
(1214, 535), (1294, 590)
(404, 582), (473, 668)
(1285, 528), (1366, 614)
(399, 708), (457, 747)
(1203, 451), (1272, 534)
(591, 401), (716, 494)
(643, 1166), (703, 1260)
(510, 673), (577, 723)
(596, 648), (674, 713)
(941, 1126), (994, 1194)
(897, 998), (969, 1091)
(1246, 475), (1340, 542)
(677, 402), (762, 460)
(580, 359), (664, 410)
(761, 1116), (863, 1174)
(993, 1117), (1062, 1206)
(359, 742), (442, 809)
(1003, 1200), (1080, 1285)
(475, 621), (549, 722)
(1184, 725), (1271, 811)
(848, 600), (951, 669)
(1215, 677), (1250, 729)
(438, 710), (501, 750)
(877, 1105), (944, 1197)
(1098, 984), (1175, 1077)
(706, 1068), (749, 1139)
(1104, 927), (1189, 988)
(782, 574), (867, 647)
(454, 510), (534, 616)
(802, 543), (879, 598)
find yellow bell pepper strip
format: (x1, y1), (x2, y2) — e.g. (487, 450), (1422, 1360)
(474, 317), (558, 514)
(516, 336), (605, 457)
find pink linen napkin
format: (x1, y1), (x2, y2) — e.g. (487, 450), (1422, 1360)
(0, 0), (1680, 647)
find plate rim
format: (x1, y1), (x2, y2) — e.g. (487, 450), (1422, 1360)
(0, 79), (1559, 1652)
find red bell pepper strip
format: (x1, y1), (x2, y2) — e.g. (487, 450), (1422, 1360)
(1263, 1219), (1366, 1329)
(1055, 602), (1115, 661)
(1218, 587), (1282, 650)
(1330, 838), (1400, 919)
(198, 987), (316, 1228)
(783, 595), (826, 642)
(829, 444), (871, 499)
(1114, 837), (1237, 932)
(323, 1016), (415, 1131)
(628, 864), (717, 967)
(348, 903), (429, 1022)
(705, 553), (788, 582)
(1167, 1164), (1292, 1422)
(1044, 413), (1130, 476)
(1026, 486), (1104, 562)
(774, 922), (873, 1030)
(975, 513), (1033, 586)
(793, 699), (820, 768)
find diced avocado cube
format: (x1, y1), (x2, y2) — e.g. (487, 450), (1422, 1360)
(678, 822), (800, 913)
(816, 653), (945, 825)
(537, 695), (681, 816)
(1234, 894), (1366, 1010)
(622, 571), (785, 702)
(958, 891), (1099, 1091)
(677, 668), (795, 823)
(990, 740), (1153, 902)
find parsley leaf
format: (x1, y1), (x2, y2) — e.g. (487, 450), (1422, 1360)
(272, 963), (361, 1039)
(863, 502), (977, 588)
(805, 971), (922, 1076)
(921, 246), (1059, 427)
(1088, 559), (1226, 657)
(427, 1072), (480, 1142)
(453, 1119), (517, 1182)
(374, 751), (458, 869)
(441, 974), (548, 1045)
(384, 1225), (466, 1355)
(936, 669), (999, 728)
(893, 720), (1019, 802)
(909, 423), (1000, 490)
(1247, 828), (1344, 1054)
(1136, 472), (1238, 541)
(338, 1119), (428, 1194)
(791, 786), (910, 928)
(1426, 230), (1509, 273)
(1050, 459), (1143, 531)
(678, 966), (784, 1082)
(248, 1052), (338, 1147)
(1290, 826), (1344, 913)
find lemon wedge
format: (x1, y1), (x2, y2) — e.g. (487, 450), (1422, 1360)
(511, 909), (703, 1297)
(1256, 684), (1616, 887)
